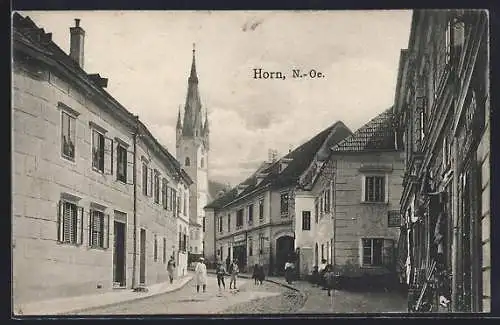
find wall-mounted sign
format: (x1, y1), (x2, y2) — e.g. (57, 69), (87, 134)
(233, 234), (245, 243)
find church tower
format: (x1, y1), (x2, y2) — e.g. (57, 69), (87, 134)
(176, 44), (209, 258)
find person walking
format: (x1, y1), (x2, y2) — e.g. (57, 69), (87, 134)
(215, 261), (226, 292)
(167, 256), (176, 284)
(318, 259), (328, 289)
(228, 259), (239, 290)
(194, 257), (208, 293)
(284, 260), (295, 284)
(324, 264), (336, 297)
(252, 264), (259, 285)
(257, 263), (265, 285)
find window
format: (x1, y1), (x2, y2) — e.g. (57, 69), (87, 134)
(57, 200), (83, 244)
(61, 111), (76, 161)
(142, 163), (148, 196)
(116, 144), (127, 183)
(362, 238), (383, 266)
(154, 171), (160, 204)
(248, 236), (253, 256)
(320, 196), (323, 216)
(183, 233), (187, 252)
(162, 178), (168, 210)
(227, 214), (231, 232)
(248, 204), (254, 225)
(259, 198), (264, 221)
(185, 157), (190, 166)
(364, 176), (386, 203)
(280, 192), (289, 217)
(172, 189), (177, 215)
(302, 211), (311, 230)
(163, 237), (167, 263)
(203, 217), (206, 232)
(154, 234), (158, 262)
(259, 234), (264, 255)
(236, 209), (243, 229)
(183, 191), (187, 215)
(324, 189), (331, 212)
(89, 210), (109, 249)
(177, 195), (181, 217)
(218, 216), (223, 233)
(92, 130), (105, 172)
(315, 199), (319, 223)
(201, 157), (204, 168)
(388, 210), (400, 227)
(321, 244), (324, 260)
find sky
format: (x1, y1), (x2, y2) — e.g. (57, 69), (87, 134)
(18, 10), (412, 186)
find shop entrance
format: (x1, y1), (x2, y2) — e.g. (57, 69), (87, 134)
(233, 245), (247, 272)
(276, 235), (295, 276)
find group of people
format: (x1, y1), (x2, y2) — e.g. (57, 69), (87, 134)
(311, 259), (337, 296)
(192, 257), (241, 293)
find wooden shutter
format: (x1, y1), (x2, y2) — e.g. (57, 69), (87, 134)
(104, 137), (114, 175)
(88, 210), (94, 247)
(126, 150), (134, 185)
(57, 200), (64, 242)
(148, 168), (153, 196)
(103, 214), (110, 249)
(382, 239), (395, 267)
(76, 206), (84, 245)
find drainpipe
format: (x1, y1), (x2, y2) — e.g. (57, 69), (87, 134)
(131, 116), (139, 289)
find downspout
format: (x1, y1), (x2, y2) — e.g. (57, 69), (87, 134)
(131, 116), (139, 289)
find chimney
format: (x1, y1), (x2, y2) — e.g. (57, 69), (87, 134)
(70, 18), (85, 68)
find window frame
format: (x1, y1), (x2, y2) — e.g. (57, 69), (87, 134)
(280, 191), (289, 218)
(248, 236), (253, 256)
(258, 198), (264, 221)
(116, 143), (128, 183)
(361, 174), (388, 203)
(88, 209), (109, 250)
(153, 170), (160, 204)
(154, 234), (158, 262)
(302, 210), (311, 231)
(142, 162), (148, 196)
(248, 204), (254, 225)
(236, 209), (244, 229)
(57, 199), (83, 245)
(227, 213), (231, 232)
(361, 238), (384, 267)
(60, 110), (77, 162)
(218, 216), (223, 233)
(91, 128), (105, 173)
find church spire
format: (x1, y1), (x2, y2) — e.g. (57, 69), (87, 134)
(176, 106), (182, 130)
(189, 43), (198, 84)
(203, 108), (209, 134)
(182, 44), (203, 137)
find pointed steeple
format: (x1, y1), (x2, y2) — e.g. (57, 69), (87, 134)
(176, 106), (182, 130)
(189, 43), (198, 84)
(182, 43), (203, 137)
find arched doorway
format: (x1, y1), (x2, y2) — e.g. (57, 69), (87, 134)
(275, 236), (294, 276)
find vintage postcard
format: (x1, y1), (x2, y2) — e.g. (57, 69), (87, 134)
(11, 10), (490, 316)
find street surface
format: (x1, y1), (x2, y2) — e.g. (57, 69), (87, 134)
(71, 275), (301, 315)
(70, 274), (407, 315)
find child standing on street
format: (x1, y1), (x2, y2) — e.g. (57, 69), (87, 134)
(216, 261), (226, 291)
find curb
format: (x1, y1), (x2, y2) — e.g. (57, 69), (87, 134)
(56, 276), (194, 316)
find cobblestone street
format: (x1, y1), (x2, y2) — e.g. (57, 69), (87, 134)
(69, 273), (407, 315)
(70, 275), (300, 315)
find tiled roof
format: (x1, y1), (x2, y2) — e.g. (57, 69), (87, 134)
(205, 121), (352, 209)
(331, 108), (396, 152)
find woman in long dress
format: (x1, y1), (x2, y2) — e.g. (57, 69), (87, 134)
(194, 257), (208, 293)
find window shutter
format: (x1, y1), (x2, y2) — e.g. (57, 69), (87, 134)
(126, 150), (134, 185)
(57, 200), (64, 242)
(88, 210), (94, 247)
(104, 137), (114, 175)
(76, 206), (84, 245)
(148, 168), (153, 196)
(103, 214), (110, 249)
(382, 239), (394, 267)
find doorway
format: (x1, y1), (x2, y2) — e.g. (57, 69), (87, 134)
(276, 236), (295, 275)
(139, 229), (146, 285)
(113, 221), (126, 287)
(233, 245), (247, 272)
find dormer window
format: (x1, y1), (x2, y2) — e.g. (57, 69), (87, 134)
(236, 184), (248, 196)
(279, 158), (293, 173)
(256, 172), (268, 185)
